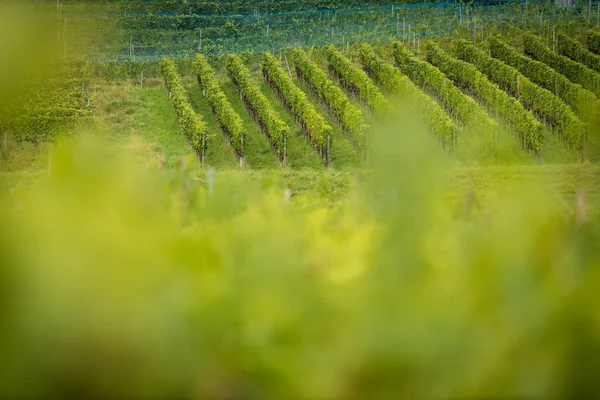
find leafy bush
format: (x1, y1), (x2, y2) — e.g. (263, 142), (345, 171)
(324, 45), (389, 116)
(195, 53), (245, 157)
(523, 33), (600, 98)
(292, 48), (368, 155)
(489, 37), (600, 123)
(160, 57), (208, 161)
(261, 51), (332, 164)
(226, 54), (288, 162)
(426, 41), (544, 153)
(358, 43), (457, 148)
(392, 41), (495, 131)
(453, 39), (585, 150)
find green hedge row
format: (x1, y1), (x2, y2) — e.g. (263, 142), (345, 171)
(523, 33), (600, 98)
(261, 51), (332, 164)
(426, 41), (544, 153)
(392, 41), (495, 131)
(557, 32), (600, 73)
(194, 53), (245, 157)
(291, 48), (368, 155)
(159, 57), (208, 162)
(588, 30), (600, 55)
(489, 37), (599, 123)
(453, 39), (585, 149)
(324, 45), (389, 116)
(226, 54), (288, 162)
(358, 43), (457, 147)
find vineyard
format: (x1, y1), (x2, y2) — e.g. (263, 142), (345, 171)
(107, 24), (599, 167)
(3, 2), (600, 397)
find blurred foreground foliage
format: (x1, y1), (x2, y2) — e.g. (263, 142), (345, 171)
(1, 113), (600, 398)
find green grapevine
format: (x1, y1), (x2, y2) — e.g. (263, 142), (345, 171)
(226, 54), (288, 163)
(358, 42), (457, 148)
(261, 51), (332, 164)
(588, 30), (600, 55)
(426, 41), (544, 153)
(453, 39), (585, 150)
(194, 53), (245, 157)
(557, 32), (600, 73)
(392, 41), (495, 131)
(489, 37), (600, 123)
(291, 48), (368, 155)
(523, 33), (600, 98)
(324, 45), (389, 116)
(160, 57), (208, 163)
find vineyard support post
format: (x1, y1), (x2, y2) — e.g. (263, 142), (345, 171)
(140, 70), (144, 88)
(326, 131), (331, 167)
(283, 134), (287, 168)
(284, 54), (292, 79)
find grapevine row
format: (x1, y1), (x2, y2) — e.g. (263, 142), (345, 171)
(588, 30), (600, 55)
(194, 53), (245, 159)
(291, 48), (368, 155)
(324, 45), (389, 116)
(225, 54), (288, 164)
(392, 42), (495, 131)
(489, 37), (600, 122)
(453, 39), (585, 149)
(357, 43), (457, 147)
(523, 33), (600, 98)
(261, 51), (332, 164)
(159, 57), (208, 163)
(426, 41), (544, 153)
(6, 59), (92, 143)
(557, 32), (600, 73)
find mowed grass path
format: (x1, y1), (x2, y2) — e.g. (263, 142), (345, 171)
(94, 82), (200, 169)
(185, 83), (239, 169)
(219, 79), (280, 169)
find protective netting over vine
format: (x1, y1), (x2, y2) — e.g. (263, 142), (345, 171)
(33, 0), (600, 60)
